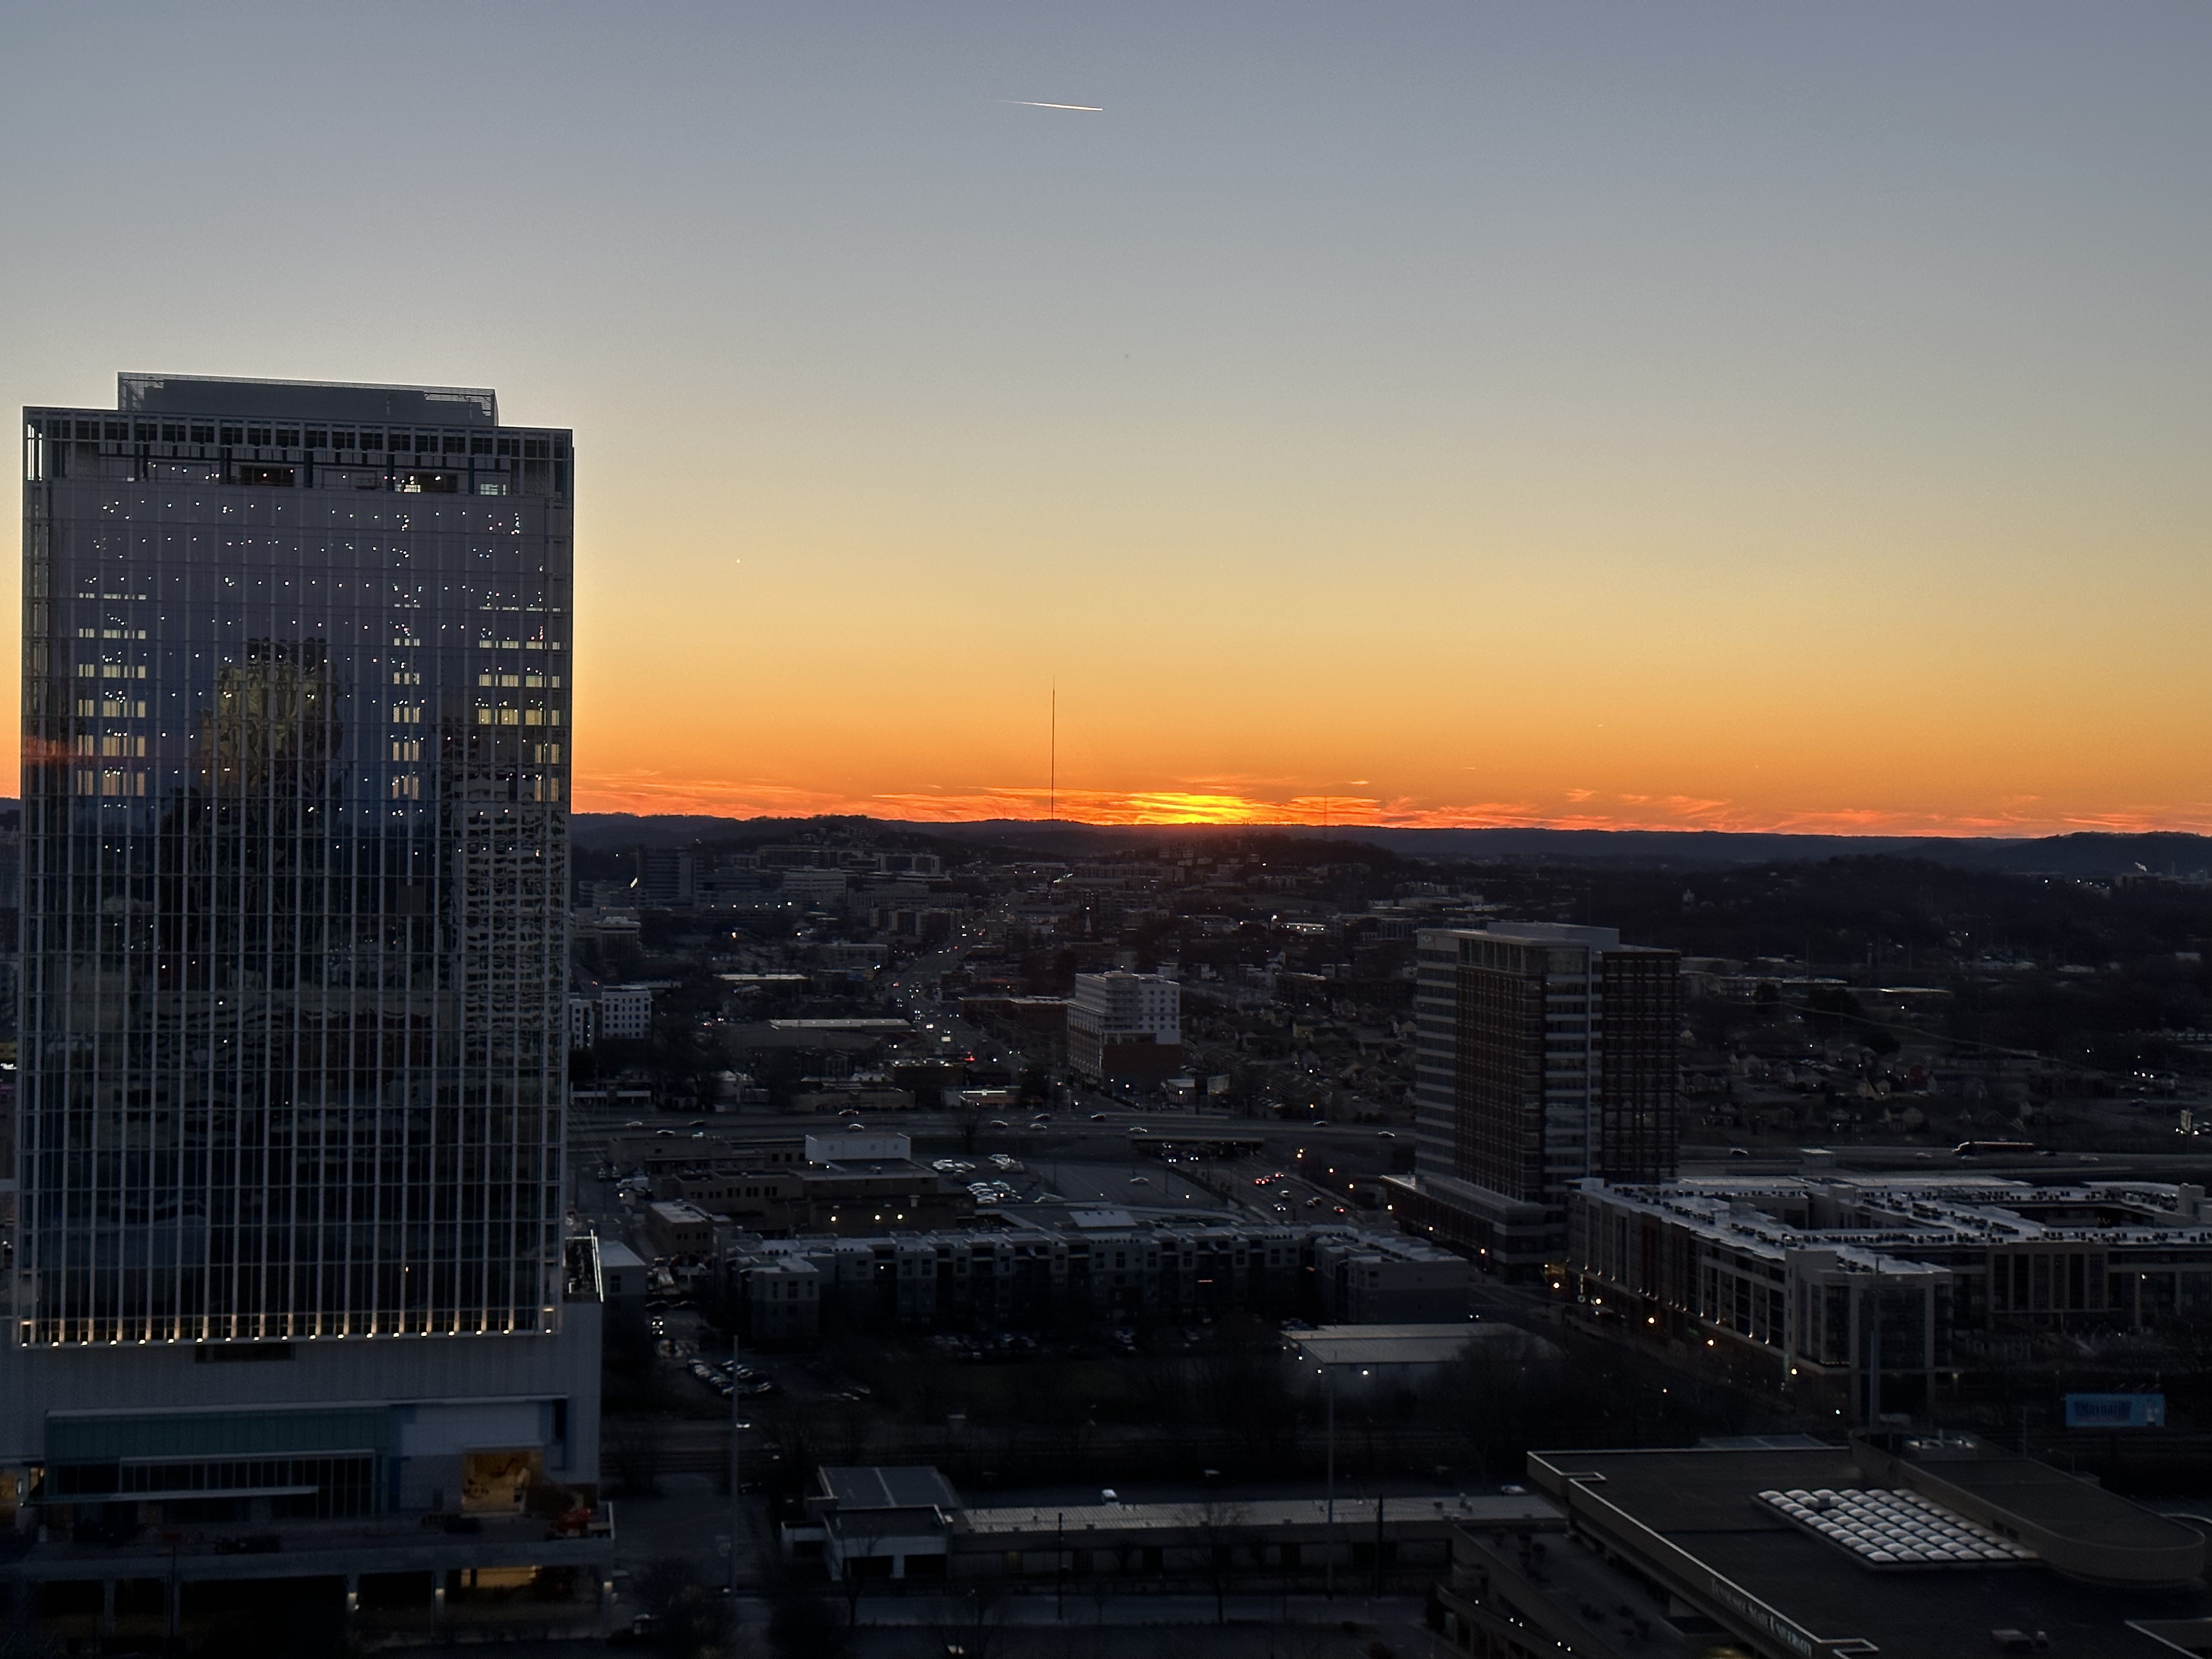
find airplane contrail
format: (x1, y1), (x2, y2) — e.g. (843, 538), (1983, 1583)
(1005, 100), (1103, 111)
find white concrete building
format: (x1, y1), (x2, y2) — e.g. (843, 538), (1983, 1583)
(599, 984), (653, 1041)
(1067, 970), (1182, 1082)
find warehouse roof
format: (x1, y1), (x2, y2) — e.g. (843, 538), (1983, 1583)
(816, 1466), (961, 1513)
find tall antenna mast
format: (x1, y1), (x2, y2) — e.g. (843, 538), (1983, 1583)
(1049, 682), (1057, 823)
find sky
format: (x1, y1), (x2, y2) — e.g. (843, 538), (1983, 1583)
(4, 2), (2211, 836)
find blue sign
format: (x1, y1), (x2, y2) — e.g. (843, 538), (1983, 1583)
(2063, 1392), (2166, 1429)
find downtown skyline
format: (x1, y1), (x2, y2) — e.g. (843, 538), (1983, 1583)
(7, 3), (2212, 836)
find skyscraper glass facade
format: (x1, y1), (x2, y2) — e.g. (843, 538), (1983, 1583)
(1413, 923), (1680, 1228)
(18, 376), (571, 1346)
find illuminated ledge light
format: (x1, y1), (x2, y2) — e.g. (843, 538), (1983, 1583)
(1758, 1487), (2035, 1569)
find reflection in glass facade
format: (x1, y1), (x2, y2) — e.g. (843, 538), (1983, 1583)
(18, 376), (571, 1346)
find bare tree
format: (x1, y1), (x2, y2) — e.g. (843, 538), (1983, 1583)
(763, 1564), (849, 1659)
(634, 1555), (728, 1658)
(926, 1585), (1008, 1659)
(834, 1517), (890, 1631)
(1183, 1494), (1251, 1625)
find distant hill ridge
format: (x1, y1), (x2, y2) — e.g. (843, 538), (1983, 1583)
(570, 812), (2212, 877)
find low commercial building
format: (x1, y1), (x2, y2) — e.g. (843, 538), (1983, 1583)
(787, 1149), (975, 1234)
(647, 1134), (975, 1239)
(1433, 1433), (2211, 1659)
(1287, 1323), (1552, 1402)
(605, 1129), (809, 1174)
(958, 995), (1071, 1048)
(595, 1239), (651, 1306)
(785, 1464), (1554, 1592)
(1310, 1230), (1481, 1322)
(789, 1082), (917, 1114)
(798, 1466), (964, 1582)
(1380, 1169), (1551, 1281)
(640, 1199), (721, 1256)
(1566, 1175), (2212, 1418)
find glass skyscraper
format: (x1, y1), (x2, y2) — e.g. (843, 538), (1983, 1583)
(1403, 923), (1680, 1278)
(18, 374), (572, 1347)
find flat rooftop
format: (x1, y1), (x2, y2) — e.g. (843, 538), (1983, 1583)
(960, 1492), (1556, 1539)
(1580, 1176), (2212, 1273)
(819, 1466), (961, 1513)
(1914, 1447), (2192, 1554)
(1529, 1445), (2212, 1658)
(114, 372), (499, 425)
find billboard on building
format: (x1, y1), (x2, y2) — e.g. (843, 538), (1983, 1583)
(2063, 1393), (2166, 1429)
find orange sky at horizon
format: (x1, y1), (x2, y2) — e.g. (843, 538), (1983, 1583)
(563, 435), (2212, 840)
(9, 5), (2212, 839)
(571, 774), (2212, 839)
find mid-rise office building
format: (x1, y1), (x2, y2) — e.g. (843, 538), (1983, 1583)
(1067, 969), (1182, 1082)
(596, 983), (653, 1041)
(2, 377), (603, 1612)
(567, 992), (600, 1052)
(636, 846), (695, 908)
(1392, 924), (1679, 1274)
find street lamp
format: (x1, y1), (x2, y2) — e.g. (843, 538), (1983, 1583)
(1318, 1363), (1338, 1599)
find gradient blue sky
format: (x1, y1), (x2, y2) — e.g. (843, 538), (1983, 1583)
(6, 3), (2211, 830)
